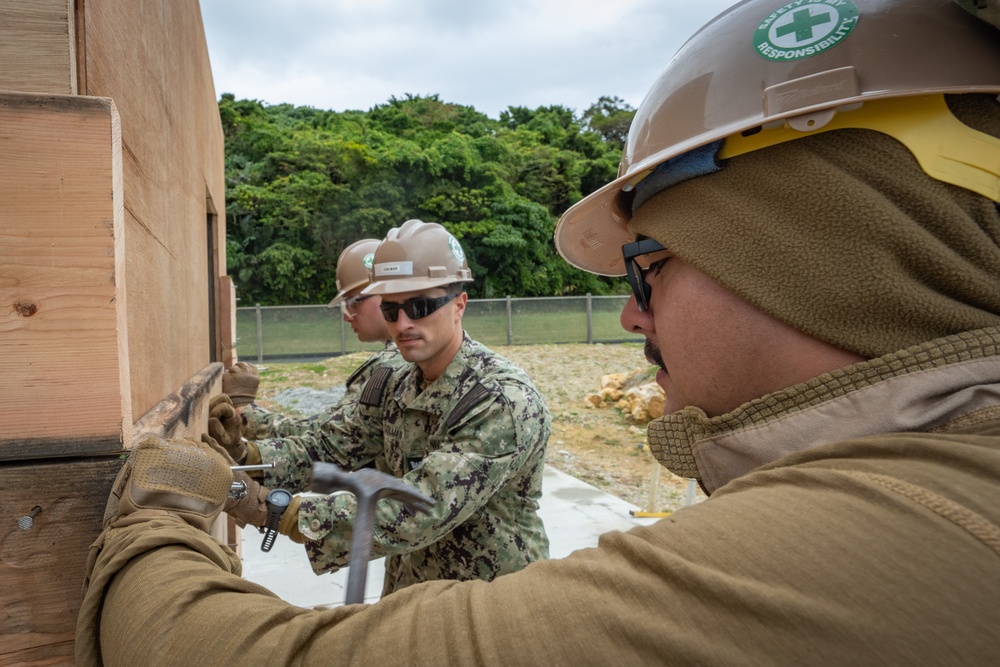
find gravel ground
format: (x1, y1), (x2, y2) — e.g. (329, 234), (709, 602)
(272, 386), (346, 414)
(255, 343), (703, 512)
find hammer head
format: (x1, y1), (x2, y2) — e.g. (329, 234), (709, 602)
(310, 462), (435, 514)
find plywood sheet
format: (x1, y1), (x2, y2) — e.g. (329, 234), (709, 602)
(0, 0), (76, 95)
(0, 93), (130, 458)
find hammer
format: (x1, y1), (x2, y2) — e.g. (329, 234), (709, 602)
(311, 462), (435, 605)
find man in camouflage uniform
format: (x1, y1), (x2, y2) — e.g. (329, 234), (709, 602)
(227, 238), (405, 444)
(226, 220), (551, 596)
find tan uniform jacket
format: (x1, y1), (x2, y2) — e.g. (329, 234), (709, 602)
(78, 330), (1000, 666)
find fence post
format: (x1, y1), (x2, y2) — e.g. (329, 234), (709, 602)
(255, 303), (264, 364)
(339, 305), (347, 355)
(685, 479), (699, 506)
(505, 296), (513, 346)
(585, 293), (593, 344)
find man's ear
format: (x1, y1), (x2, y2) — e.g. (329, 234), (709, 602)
(454, 292), (468, 319)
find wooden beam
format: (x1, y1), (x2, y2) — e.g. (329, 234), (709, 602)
(1, 363), (232, 661)
(218, 275), (237, 367)
(131, 361), (233, 547)
(132, 362), (224, 441)
(0, 92), (130, 459)
(0, 455), (121, 663)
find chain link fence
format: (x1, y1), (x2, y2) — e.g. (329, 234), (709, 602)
(237, 295), (641, 362)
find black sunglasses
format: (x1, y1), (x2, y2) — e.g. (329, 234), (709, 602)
(380, 293), (458, 322)
(622, 238), (668, 312)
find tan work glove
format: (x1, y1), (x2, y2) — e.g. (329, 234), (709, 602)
(202, 434), (269, 528)
(102, 435), (233, 533)
(207, 394), (247, 464)
(278, 495), (305, 543)
(223, 361), (259, 408)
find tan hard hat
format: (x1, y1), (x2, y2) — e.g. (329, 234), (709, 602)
(555, 0), (1000, 276)
(363, 219), (474, 295)
(327, 239), (380, 307)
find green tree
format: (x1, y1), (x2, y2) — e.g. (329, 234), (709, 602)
(582, 95), (636, 149)
(220, 93), (630, 304)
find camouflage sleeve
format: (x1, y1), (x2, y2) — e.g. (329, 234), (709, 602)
(296, 380), (551, 573)
(242, 404), (313, 440)
(242, 348), (402, 492)
(253, 390), (385, 492)
(241, 346), (400, 441)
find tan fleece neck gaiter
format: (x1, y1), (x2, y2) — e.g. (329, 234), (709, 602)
(630, 94), (1000, 359)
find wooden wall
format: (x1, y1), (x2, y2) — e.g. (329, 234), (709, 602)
(0, 0), (230, 663)
(82, 0), (228, 414)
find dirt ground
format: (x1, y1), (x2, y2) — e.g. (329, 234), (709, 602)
(253, 343), (703, 513)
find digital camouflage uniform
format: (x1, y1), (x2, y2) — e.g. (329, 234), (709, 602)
(252, 334), (551, 595)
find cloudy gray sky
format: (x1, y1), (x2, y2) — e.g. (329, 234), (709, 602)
(201, 0), (736, 118)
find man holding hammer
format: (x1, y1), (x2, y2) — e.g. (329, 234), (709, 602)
(213, 219), (551, 598)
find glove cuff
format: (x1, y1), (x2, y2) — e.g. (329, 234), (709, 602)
(278, 495), (304, 543)
(228, 392), (256, 409)
(244, 440), (263, 468)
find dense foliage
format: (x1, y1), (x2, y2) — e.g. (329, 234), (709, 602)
(221, 93), (636, 304)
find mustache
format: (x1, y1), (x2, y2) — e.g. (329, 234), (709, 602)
(644, 339), (666, 371)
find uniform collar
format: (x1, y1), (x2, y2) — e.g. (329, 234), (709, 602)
(647, 327), (1000, 494)
(396, 332), (475, 413)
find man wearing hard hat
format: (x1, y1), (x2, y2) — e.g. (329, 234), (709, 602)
(209, 219), (551, 599)
(79, 2), (1000, 664)
(211, 239), (404, 442)
(202, 238), (407, 528)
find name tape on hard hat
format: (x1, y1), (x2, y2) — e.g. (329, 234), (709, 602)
(374, 261), (414, 277)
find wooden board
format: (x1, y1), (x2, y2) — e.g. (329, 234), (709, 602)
(218, 275), (237, 367)
(0, 93), (130, 459)
(81, 0), (226, 421)
(0, 0), (76, 96)
(0, 456), (121, 664)
(0, 1), (229, 662)
(132, 362), (223, 441)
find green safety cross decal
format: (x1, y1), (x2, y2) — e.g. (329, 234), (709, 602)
(753, 0), (859, 61)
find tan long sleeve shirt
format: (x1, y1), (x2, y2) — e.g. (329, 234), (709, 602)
(78, 331), (1000, 666)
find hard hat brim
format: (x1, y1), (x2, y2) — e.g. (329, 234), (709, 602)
(326, 277), (370, 307)
(362, 275), (473, 296)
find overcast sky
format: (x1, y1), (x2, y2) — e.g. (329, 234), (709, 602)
(201, 0), (736, 119)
